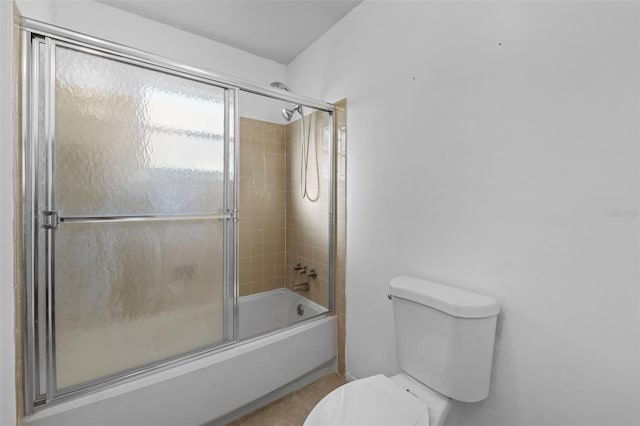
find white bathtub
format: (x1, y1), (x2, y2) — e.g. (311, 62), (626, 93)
(239, 288), (328, 339)
(24, 291), (336, 426)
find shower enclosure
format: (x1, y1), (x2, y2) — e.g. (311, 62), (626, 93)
(21, 20), (335, 414)
(237, 92), (333, 312)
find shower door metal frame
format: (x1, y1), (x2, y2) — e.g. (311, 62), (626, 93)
(22, 28), (241, 411)
(21, 17), (336, 415)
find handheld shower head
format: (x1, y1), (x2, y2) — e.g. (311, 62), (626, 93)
(270, 81), (318, 202)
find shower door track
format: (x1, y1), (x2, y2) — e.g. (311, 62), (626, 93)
(21, 18), (335, 113)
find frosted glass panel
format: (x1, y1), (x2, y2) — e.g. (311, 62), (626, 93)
(54, 220), (225, 389)
(55, 46), (226, 216)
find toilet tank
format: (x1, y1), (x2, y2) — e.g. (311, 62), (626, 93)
(390, 276), (500, 403)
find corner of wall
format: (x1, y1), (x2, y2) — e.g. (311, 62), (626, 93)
(13, 1), (24, 423)
(0, 0), (17, 424)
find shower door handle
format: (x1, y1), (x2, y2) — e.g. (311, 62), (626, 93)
(57, 213), (230, 225)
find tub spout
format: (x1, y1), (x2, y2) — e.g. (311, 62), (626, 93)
(292, 282), (310, 292)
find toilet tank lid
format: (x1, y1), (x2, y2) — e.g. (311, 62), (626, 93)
(390, 276), (500, 318)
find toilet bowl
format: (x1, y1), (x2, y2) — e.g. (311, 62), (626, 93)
(304, 276), (500, 426)
(304, 373), (451, 426)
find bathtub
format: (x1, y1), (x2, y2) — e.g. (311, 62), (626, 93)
(23, 290), (336, 426)
(239, 288), (328, 339)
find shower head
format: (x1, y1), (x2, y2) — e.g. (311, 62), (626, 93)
(270, 81), (301, 121)
(282, 107), (295, 121)
(270, 81), (290, 91)
(282, 104), (302, 122)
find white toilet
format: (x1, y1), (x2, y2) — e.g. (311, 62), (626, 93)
(304, 276), (500, 426)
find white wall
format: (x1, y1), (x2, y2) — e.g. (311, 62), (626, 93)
(15, 0), (287, 123)
(0, 0), (16, 424)
(287, 2), (639, 425)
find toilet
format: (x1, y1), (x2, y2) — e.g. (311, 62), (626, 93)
(304, 276), (500, 426)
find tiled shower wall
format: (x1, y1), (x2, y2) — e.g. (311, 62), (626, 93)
(239, 112), (334, 307)
(284, 112), (331, 308)
(284, 106), (347, 375)
(239, 107), (346, 376)
(238, 118), (287, 296)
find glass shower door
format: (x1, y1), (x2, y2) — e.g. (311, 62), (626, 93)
(42, 42), (235, 393)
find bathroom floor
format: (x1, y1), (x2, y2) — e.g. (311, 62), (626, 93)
(229, 373), (347, 426)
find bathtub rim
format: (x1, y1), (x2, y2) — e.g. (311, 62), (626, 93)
(239, 287), (327, 308)
(239, 288), (330, 340)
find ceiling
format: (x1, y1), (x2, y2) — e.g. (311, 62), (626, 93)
(99, 0), (362, 64)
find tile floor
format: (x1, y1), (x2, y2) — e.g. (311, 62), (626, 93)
(229, 373), (347, 426)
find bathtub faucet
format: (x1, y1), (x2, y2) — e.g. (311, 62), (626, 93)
(292, 282), (310, 292)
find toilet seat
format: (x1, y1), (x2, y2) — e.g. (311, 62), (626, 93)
(303, 374), (431, 426)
